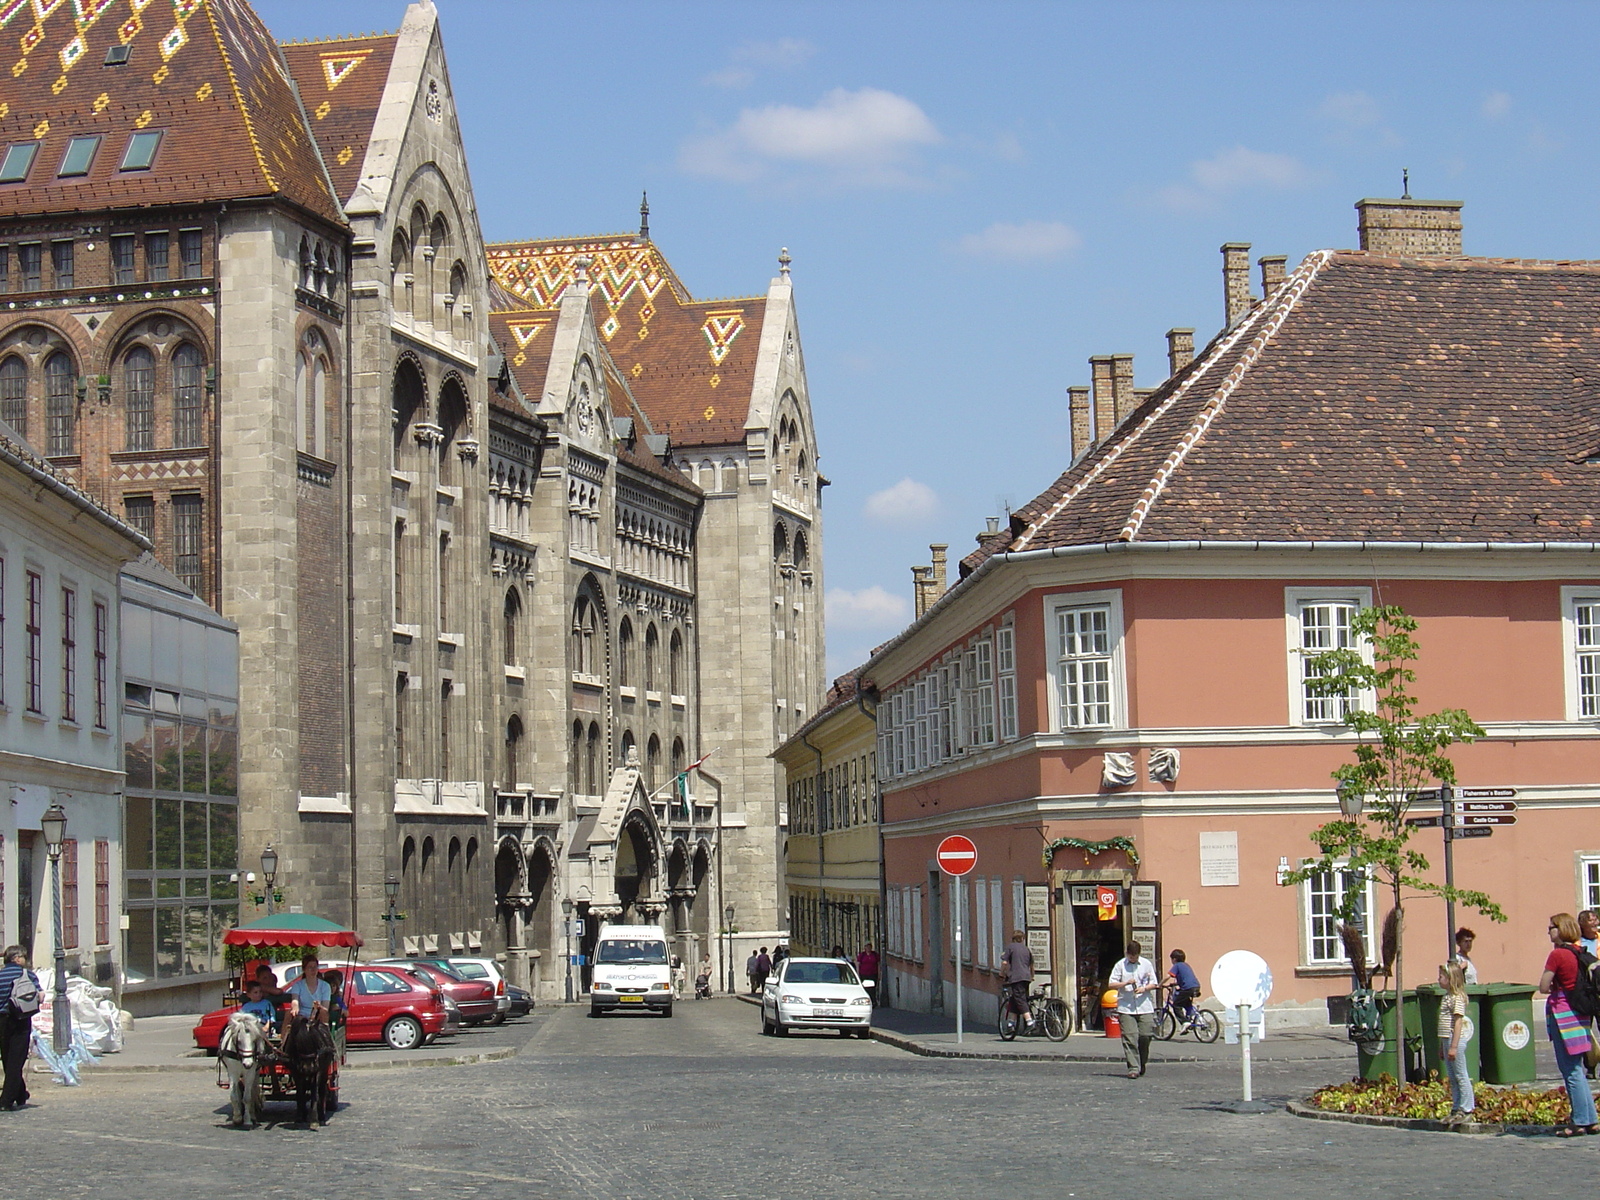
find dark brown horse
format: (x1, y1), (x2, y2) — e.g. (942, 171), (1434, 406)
(281, 1015), (336, 1127)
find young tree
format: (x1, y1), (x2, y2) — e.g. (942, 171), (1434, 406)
(1283, 604), (1503, 1073)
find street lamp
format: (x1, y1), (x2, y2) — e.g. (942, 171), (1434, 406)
(1337, 784), (1366, 819)
(724, 903), (736, 996)
(260, 844), (278, 915)
(561, 898), (574, 1004)
(383, 874), (401, 957)
(40, 801), (70, 1054)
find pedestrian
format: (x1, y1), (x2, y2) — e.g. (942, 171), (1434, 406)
(856, 944), (880, 1005)
(772, 944), (788, 971)
(670, 955), (685, 999)
(1437, 961), (1475, 1126)
(830, 945), (846, 960)
(1108, 939), (1159, 1078)
(1165, 949), (1201, 1025)
(745, 949), (759, 995)
(1580, 911), (1600, 957)
(1000, 930), (1034, 1032)
(753, 946), (772, 994)
(1454, 927), (1480, 985)
(1539, 912), (1598, 1137)
(0, 945), (41, 1111)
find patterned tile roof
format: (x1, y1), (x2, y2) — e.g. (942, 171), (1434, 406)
(278, 31), (396, 206)
(487, 235), (766, 449)
(969, 251), (1600, 571)
(488, 307), (557, 405)
(0, 0), (341, 224)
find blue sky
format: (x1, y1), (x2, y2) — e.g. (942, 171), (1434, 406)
(269, 0), (1600, 676)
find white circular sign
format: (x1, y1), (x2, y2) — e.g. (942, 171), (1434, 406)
(1210, 950), (1273, 1010)
(1502, 1018), (1530, 1051)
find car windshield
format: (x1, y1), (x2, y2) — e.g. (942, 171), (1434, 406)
(450, 962), (490, 979)
(784, 962), (860, 986)
(597, 939), (667, 965)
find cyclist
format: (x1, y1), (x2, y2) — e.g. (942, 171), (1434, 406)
(1001, 929), (1034, 1032)
(1165, 949), (1201, 1028)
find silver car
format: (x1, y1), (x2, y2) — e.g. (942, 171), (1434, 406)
(761, 957), (874, 1038)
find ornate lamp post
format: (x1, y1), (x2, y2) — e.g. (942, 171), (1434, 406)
(260, 844), (278, 915)
(724, 903), (736, 996)
(383, 874), (401, 957)
(560, 898), (574, 1004)
(1337, 784), (1366, 819)
(40, 801), (70, 1054)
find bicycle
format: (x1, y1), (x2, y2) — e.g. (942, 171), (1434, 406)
(997, 982), (1072, 1042)
(1154, 986), (1220, 1042)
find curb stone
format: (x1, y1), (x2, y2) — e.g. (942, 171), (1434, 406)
(1286, 1100), (1555, 1136)
(868, 1025), (1353, 1064)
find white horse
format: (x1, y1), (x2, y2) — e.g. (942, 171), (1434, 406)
(217, 1011), (270, 1129)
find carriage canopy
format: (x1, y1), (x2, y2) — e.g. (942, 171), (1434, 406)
(223, 913), (364, 949)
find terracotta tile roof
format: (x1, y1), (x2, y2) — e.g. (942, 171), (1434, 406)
(0, 0), (341, 224)
(487, 235), (765, 449)
(775, 669), (875, 752)
(488, 307), (558, 403)
(979, 251), (1600, 566)
(278, 32), (397, 206)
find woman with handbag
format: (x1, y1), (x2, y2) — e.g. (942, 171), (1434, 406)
(1540, 913), (1598, 1137)
(0, 945), (41, 1112)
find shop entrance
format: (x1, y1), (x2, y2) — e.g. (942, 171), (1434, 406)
(1051, 869), (1136, 1032)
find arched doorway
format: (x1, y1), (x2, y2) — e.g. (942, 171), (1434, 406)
(615, 813), (658, 923)
(525, 840), (556, 998)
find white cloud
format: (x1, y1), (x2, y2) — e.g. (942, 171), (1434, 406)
(956, 219), (1081, 263)
(1481, 90), (1513, 120)
(1156, 145), (1313, 213)
(680, 87), (942, 188)
(826, 586), (910, 633)
(704, 38), (815, 88)
(863, 477), (940, 526)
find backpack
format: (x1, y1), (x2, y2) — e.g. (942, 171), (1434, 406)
(1569, 946), (1600, 1021)
(1346, 988), (1383, 1045)
(9, 971), (40, 1016)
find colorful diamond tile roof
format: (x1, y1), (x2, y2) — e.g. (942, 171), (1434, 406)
(965, 250), (1600, 575)
(488, 235), (766, 449)
(0, 0), (341, 223)
(278, 31), (397, 206)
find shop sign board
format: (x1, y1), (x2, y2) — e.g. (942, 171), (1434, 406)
(1024, 885), (1051, 929)
(1026, 928), (1052, 973)
(1069, 885), (1099, 907)
(1130, 884), (1158, 928)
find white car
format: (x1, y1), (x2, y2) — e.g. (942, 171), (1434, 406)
(761, 957), (874, 1038)
(446, 957), (512, 1022)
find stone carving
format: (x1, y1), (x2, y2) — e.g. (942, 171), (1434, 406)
(1149, 747), (1181, 783)
(1102, 751), (1137, 789)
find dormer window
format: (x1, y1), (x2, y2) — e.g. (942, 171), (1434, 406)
(58, 135), (100, 178)
(0, 142), (38, 183)
(104, 44), (130, 66)
(119, 130), (161, 172)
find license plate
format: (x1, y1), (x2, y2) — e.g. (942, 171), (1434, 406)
(813, 1007), (844, 1019)
(620, 995), (643, 1003)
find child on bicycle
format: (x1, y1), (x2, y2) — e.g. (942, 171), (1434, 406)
(1166, 949), (1201, 1024)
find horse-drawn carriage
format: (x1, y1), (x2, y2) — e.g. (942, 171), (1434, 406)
(216, 913), (361, 1129)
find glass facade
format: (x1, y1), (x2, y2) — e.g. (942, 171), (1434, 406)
(120, 581), (239, 985)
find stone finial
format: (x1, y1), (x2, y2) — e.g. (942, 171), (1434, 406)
(778, 247), (791, 278)
(573, 254), (592, 284)
(638, 191), (650, 242)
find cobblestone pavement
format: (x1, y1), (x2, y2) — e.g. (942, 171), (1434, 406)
(9, 998), (1585, 1200)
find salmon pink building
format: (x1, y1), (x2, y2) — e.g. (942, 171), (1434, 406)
(868, 199), (1600, 1029)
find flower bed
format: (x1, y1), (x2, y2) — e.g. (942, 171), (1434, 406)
(1310, 1076), (1570, 1125)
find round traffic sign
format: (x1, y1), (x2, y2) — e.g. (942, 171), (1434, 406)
(936, 835), (978, 876)
(1210, 949), (1273, 1010)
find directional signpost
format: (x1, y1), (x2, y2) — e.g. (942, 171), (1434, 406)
(1407, 785), (1517, 959)
(936, 835), (977, 1044)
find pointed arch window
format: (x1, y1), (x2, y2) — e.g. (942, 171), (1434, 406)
(669, 630), (683, 696)
(644, 624), (659, 692)
(1, 355), (26, 436)
(585, 722), (601, 795)
(503, 587), (521, 668)
(617, 617), (634, 688)
(123, 345), (154, 451)
(45, 352), (74, 455)
(505, 715), (524, 790)
(173, 343), (203, 449)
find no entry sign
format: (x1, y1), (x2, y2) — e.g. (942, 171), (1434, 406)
(936, 835), (977, 876)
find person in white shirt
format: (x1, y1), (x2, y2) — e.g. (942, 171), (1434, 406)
(1453, 928), (1480, 986)
(1579, 911), (1600, 958)
(1107, 940), (1160, 1078)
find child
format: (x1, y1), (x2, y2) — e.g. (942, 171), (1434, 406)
(1166, 949), (1201, 1023)
(239, 979), (278, 1034)
(1438, 962), (1474, 1124)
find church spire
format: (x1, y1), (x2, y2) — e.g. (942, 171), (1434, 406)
(638, 192), (650, 243)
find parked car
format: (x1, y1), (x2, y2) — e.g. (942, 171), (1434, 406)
(370, 958), (499, 1025)
(504, 983), (533, 1018)
(445, 957), (512, 1022)
(760, 957), (874, 1038)
(192, 964), (448, 1052)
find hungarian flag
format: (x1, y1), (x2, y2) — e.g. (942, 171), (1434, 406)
(673, 749), (714, 814)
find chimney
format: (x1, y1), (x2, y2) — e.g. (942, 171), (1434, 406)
(1221, 242), (1253, 327)
(1166, 328), (1195, 376)
(929, 544), (948, 598)
(1090, 355), (1116, 443)
(977, 516), (1001, 545)
(1068, 385), (1091, 459)
(1258, 254), (1288, 297)
(911, 565), (933, 619)
(1110, 354), (1136, 426)
(1355, 196), (1463, 256)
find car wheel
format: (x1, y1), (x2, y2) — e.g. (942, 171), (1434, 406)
(383, 1015), (423, 1051)
(488, 1012), (506, 1026)
(590, 1005), (604, 1018)
(855, 1027), (871, 1039)
(661, 1006), (673, 1018)
(761, 1013), (773, 1035)
(773, 1018), (789, 1037)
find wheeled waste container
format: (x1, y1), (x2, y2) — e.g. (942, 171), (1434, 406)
(1357, 989), (1424, 1082)
(1478, 983), (1538, 1084)
(1416, 984), (1482, 1084)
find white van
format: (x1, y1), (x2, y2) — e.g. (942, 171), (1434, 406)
(589, 924), (673, 1018)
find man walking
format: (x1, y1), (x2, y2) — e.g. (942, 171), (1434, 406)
(753, 946), (772, 995)
(745, 949), (759, 996)
(1001, 930), (1035, 1032)
(1108, 939), (1159, 1078)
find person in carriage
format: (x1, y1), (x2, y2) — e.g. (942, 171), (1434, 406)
(287, 953), (331, 1024)
(237, 979), (279, 1034)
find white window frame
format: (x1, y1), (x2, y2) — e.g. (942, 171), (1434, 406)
(1045, 588), (1126, 732)
(988, 876), (1003, 969)
(1284, 587), (1373, 727)
(996, 620), (1018, 741)
(1562, 587), (1600, 721)
(975, 875), (990, 969)
(1580, 854), (1600, 915)
(1300, 860), (1376, 968)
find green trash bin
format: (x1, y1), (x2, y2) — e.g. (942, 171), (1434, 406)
(1357, 989), (1424, 1082)
(1479, 983), (1538, 1085)
(1417, 984), (1481, 1083)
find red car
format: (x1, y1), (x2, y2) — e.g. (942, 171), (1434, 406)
(193, 965), (448, 1052)
(371, 958), (499, 1025)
